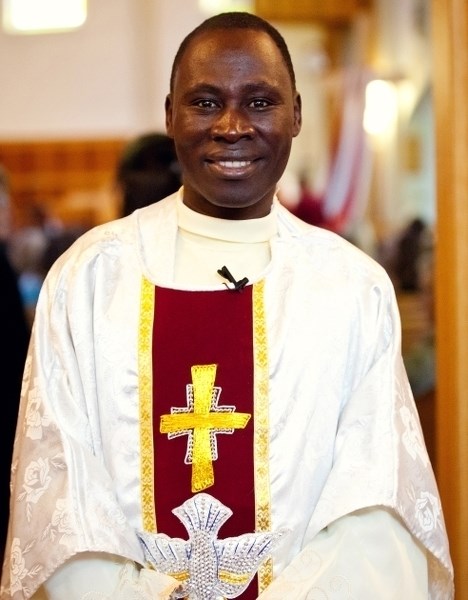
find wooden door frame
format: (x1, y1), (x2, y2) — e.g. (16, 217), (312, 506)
(431, 0), (468, 595)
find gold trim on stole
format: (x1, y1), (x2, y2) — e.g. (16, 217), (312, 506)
(253, 279), (273, 592)
(138, 279), (273, 590)
(139, 277), (157, 533)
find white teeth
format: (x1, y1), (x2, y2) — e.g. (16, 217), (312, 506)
(218, 160), (251, 168)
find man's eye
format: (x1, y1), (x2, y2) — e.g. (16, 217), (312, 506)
(249, 99), (271, 109)
(194, 99), (217, 109)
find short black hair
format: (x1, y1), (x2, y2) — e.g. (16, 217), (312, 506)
(116, 133), (181, 216)
(117, 133), (177, 175)
(169, 12), (296, 93)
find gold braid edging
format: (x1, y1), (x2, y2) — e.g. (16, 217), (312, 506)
(139, 277), (157, 533)
(253, 280), (273, 591)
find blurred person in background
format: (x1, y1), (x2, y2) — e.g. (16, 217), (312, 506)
(0, 165), (30, 565)
(115, 132), (181, 217)
(393, 217), (430, 293)
(7, 221), (48, 328)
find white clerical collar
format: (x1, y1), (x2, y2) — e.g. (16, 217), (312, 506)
(176, 194), (277, 244)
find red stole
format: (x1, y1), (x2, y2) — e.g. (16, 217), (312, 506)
(151, 286), (258, 598)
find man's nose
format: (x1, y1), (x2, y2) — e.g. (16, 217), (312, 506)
(211, 107), (255, 141)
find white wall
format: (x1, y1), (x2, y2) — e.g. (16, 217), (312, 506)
(371, 0), (434, 233)
(0, 0), (205, 139)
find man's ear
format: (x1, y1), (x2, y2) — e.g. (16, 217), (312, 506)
(293, 92), (302, 137)
(165, 94), (174, 137)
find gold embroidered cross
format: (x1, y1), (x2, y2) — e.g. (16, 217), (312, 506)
(160, 364), (251, 492)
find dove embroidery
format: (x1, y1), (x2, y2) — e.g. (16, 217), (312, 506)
(138, 493), (288, 599)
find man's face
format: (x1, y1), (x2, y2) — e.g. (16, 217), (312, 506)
(166, 28), (302, 219)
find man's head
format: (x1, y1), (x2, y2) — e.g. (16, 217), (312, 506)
(165, 12), (302, 219)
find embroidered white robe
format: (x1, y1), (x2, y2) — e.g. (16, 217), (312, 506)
(1, 191), (453, 599)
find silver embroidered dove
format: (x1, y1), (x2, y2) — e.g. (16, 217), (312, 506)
(137, 493), (287, 599)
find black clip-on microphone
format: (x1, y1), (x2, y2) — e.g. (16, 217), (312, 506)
(217, 266), (249, 291)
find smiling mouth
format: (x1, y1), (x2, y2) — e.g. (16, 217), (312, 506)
(217, 160), (252, 168)
(205, 157), (259, 179)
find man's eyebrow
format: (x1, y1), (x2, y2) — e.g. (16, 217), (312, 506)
(183, 83), (221, 96)
(183, 81), (282, 96)
(242, 81), (282, 93)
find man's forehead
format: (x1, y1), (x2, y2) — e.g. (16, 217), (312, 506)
(183, 27), (269, 56)
(170, 24), (296, 94)
(172, 59), (292, 101)
(176, 29), (286, 78)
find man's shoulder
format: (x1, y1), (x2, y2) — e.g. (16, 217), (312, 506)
(276, 203), (390, 284)
(56, 195), (175, 261)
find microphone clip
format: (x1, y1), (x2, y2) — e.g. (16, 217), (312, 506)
(217, 265), (249, 291)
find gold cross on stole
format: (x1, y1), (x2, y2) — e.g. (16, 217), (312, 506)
(160, 364), (251, 492)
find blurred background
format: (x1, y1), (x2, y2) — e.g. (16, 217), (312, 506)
(0, 0), (466, 594)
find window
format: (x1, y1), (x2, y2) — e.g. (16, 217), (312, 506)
(2, 0), (87, 34)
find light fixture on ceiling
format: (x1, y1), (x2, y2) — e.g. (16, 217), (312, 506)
(363, 79), (398, 136)
(198, 0), (253, 16)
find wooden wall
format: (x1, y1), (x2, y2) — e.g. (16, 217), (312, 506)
(0, 139), (127, 230)
(255, 0), (371, 24)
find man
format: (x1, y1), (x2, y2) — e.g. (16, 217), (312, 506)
(1, 12), (453, 600)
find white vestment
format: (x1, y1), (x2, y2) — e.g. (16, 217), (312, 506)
(1, 191), (453, 599)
